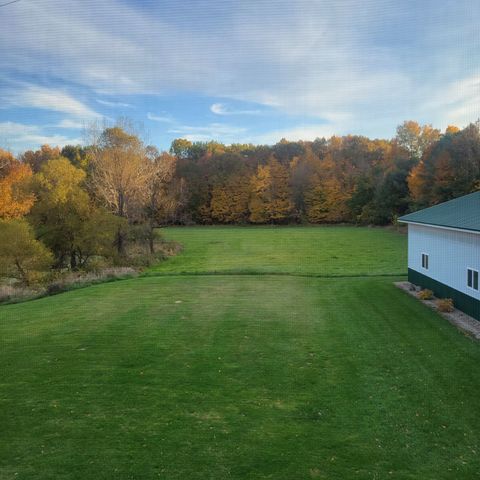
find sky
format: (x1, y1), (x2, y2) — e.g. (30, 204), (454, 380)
(0, 0), (479, 153)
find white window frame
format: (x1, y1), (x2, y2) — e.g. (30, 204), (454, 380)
(467, 267), (479, 291)
(421, 253), (429, 270)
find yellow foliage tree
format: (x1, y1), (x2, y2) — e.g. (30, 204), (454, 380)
(304, 180), (328, 223)
(445, 125), (460, 135)
(34, 157), (86, 204)
(211, 175), (250, 223)
(30, 157), (121, 269)
(249, 158), (293, 223)
(305, 175), (350, 223)
(304, 152), (352, 223)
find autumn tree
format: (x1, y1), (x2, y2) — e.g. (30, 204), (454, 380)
(0, 219), (53, 285)
(210, 174), (251, 223)
(20, 145), (61, 173)
(0, 148), (16, 174)
(90, 126), (151, 254)
(431, 151), (457, 203)
(432, 124), (480, 202)
(157, 177), (189, 224)
(407, 123), (480, 207)
(395, 121), (440, 161)
(305, 176), (350, 223)
(0, 153), (34, 219)
(407, 160), (430, 207)
(144, 150), (177, 253)
(249, 158), (294, 223)
(170, 138), (193, 159)
(289, 146), (320, 216)
(30, 158), (119, 269)
(304, 151), (351, 223)
(445, 125), (460, 135)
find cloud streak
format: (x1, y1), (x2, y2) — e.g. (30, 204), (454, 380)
(96, 99), (133, 108)
(147, 112), (175, 123)
(210, 103), (260, 116)
(168, 123), (247, 142)
(420, 75), (480, 128)
(2, 84), (100, 119)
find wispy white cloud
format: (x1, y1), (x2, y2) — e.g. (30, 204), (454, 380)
(147, 112), (175, 123)
(0, 121), (39, 137)
(2, 85), (100, 119)
(96, 99), (133, 108)
(56, 119), (86, 129)
(210, 103), (260, 116)
(420, 75), (480, 129)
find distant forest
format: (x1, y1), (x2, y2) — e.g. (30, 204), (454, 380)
(165, 121), (480, 225)
(3, 121), (480, 230)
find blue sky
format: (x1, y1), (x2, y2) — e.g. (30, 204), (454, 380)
(1, 0), (479, 152)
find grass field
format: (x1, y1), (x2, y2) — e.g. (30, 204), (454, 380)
(1, 226), (480, 479)
(150, 225), (407, 276)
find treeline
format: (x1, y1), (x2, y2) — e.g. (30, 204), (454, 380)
(1, 120), (480, 284)
(169, 121), (480, 224)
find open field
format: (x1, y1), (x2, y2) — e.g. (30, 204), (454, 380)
(149, 226), (407, 276)
(1, 227), (479, 479)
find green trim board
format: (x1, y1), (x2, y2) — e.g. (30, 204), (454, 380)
(399, 191), (480, 233)
(408, 268), (480, 321)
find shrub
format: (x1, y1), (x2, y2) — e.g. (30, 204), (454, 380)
(437, 298), (454, 313)
(418, 289), (434, 300)
(0, 219), (53, 285)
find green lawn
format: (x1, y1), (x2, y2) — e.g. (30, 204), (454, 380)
(150, 225), (407, 276)
(1, 227), (479, 479)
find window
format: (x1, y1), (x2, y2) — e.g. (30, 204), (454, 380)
(421, 253), (429, 270)
(467, 268), (479, 290)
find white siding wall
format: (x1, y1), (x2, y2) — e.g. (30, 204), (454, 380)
(408, 224), (480, 300)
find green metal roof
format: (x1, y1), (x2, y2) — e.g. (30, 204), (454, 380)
(398, 191), (480, 233)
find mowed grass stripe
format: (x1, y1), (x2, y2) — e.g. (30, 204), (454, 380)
(1, 275), (480, 479)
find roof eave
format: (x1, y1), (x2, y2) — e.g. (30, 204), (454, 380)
(399, 220), (480, 235)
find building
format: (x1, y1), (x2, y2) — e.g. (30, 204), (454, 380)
(399, 191), (480, 321)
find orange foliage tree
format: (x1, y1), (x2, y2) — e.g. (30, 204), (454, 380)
(0, 149), (34, 219)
